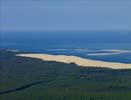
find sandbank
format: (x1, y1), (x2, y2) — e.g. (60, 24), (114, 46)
(16, 53), (131, 69)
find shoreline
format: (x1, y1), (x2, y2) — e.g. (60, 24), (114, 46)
(17, 53), (131, 69)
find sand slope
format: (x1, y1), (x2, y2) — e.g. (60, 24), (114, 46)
(17, 54), (131, 69)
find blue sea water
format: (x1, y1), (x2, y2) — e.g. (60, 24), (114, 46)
(1, 31), (131, 63)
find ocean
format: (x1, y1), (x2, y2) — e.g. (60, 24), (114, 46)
(1, 31), (131, 63)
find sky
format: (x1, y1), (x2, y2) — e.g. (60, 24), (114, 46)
(0, 0), (131, 32)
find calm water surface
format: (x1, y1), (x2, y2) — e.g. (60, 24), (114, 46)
(1, 31), (131, 63)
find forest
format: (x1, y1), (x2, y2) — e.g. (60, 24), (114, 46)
(0, 49), (131, 100)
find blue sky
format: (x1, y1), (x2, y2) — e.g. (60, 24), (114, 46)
(0, 0), (131, 31)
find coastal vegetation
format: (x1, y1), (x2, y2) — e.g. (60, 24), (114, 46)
(0, 49), (131, 100)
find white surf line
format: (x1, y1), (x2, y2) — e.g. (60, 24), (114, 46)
(16, 54), (131, 69)
(87, 53), (120, 56)
(101, 49), (131, 53)
(7, 49), (19, 52)
(46, 48), (89, 52)
(101, 49), (131, 52)
(87, 49), (131, 56)
(47, 49), (68, 51)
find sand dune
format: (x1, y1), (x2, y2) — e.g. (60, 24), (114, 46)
(17, 54), (131, 69)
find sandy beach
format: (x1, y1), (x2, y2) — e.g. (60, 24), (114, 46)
(17, 53), (131, 69)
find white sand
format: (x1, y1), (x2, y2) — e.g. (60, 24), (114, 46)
(16, 53), (131, 69)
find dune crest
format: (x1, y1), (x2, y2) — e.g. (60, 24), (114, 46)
(17, 54), (131, 69)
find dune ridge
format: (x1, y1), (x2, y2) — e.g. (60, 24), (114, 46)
(17, 54), (131, 69)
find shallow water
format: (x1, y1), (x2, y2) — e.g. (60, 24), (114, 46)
(1, 31), (131, 63)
